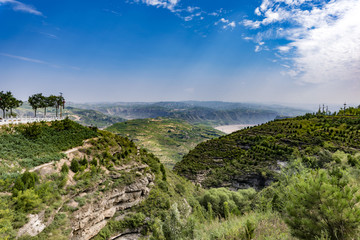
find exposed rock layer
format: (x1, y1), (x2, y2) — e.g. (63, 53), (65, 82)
(71, 172), (154, 240)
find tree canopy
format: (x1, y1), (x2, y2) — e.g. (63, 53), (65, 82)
(0, 91), (23, 118)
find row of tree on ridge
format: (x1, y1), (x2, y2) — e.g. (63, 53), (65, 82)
(0, 91), (65, 118)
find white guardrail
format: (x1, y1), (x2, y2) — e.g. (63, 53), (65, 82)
(0, 117), (64, 126)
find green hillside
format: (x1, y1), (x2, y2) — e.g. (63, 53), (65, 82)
(65, 107), (125, 128)
(106, 118), (224, 168)
(175, 113), (360, 189)
(0, 120), (203, 239)
(0, 119), (98, 177)
(2, 116), (360, 240)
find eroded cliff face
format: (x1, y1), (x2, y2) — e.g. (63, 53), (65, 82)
(71, 169), (154, 240)
(16, 135), (156, 240)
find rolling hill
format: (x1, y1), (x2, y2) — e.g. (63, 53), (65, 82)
(174, 113), (360, 189)
(106, 118), (224, 168)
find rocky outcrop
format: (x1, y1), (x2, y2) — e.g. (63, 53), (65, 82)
(17, 212), (47, 237)
(70, 172), (154, 240)
(229, 173), (274, 191)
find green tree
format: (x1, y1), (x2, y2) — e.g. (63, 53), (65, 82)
(55, 95), (65, 118)
(28, 93), (45, 117)
(42, 96), (52, 117)
(223, 201), (230, 219)
(0, 91), (10, 118)
(8, 96), (23, 117)
(162, 203), (183, 240)
(282, 169), (360, 240)
(70, 159), (80, 173)
(47, 95), (58, 116)
(0, 91), (20, 118)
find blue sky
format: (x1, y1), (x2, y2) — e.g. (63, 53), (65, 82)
(0, 0), (359, 105)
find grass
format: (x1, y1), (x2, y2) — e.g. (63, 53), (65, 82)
(194, 211), (294, 240)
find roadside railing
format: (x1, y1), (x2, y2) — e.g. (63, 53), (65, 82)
(0, 117), (64, 126)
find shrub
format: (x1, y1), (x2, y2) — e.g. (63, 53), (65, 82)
(282, 169), (360, 240)
(160, 164), (167, 181)
(61, 164), (69, 174)
(13, 189), (42, 212)
(21, 123), (42, 139)
(70, 159), (80, 173)
(199, 188), (256, 218)
(13, 172), (39, 194)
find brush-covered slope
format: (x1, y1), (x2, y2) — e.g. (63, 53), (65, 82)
(0, 120), (202, 240)
(174, 114), (360, 189)
(65, 107), (125, 128)
(106, 118), (224, 168)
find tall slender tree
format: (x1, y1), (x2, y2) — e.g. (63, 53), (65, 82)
(0, 91), (10, 118)
(8, 96), (23, 117)
(47, 95), (57, 117)
(55, 95), (65, 118)
(28, 93), (44, 117)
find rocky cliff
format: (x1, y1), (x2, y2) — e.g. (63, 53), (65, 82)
(15, 131), (156, 240)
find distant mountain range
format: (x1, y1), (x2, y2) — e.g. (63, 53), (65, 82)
(69, 101), (310, 126)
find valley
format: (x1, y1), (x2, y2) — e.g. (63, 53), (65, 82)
(2, 0), (358, 238)
(1, 105), (360, 240)
(106, 118), (224, 168)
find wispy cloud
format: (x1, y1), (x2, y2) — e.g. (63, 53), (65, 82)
(39, 32), (58, 39)
(0, 0), (42, 16)
(0, 53), (80, 70)
(128, 0), (237, 31)
(0, 52), (47, 64)
(103, 8), (122, 16)
(245, 0), (360, 84)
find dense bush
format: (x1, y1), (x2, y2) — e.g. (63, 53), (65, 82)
(13, 171), (39, 195)
(198, 188), (256, 218)
(70, 159), (80, 173)
(13, 189), (42, 212)
(281, 169), (360, 240)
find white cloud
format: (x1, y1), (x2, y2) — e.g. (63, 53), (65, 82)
(246, 0), (360, 84)
(243, 19), (261, 29)
(216, 18), (236, 29)
(133, 0), (180, 11)
(0, 0), (42, 15)
(278, 46), (291, 52)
